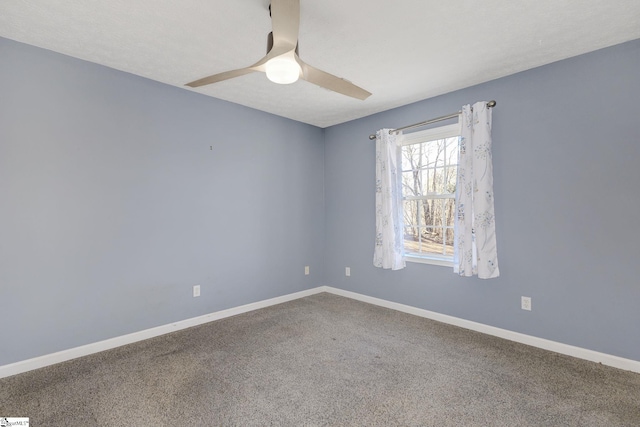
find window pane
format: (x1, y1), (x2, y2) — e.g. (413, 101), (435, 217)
(444, 198), (456, 227)
(403, 200), (420, 230)
(420, 140), (445, 168)
(402, 170), (429, 196)
(405, 226), (425, 255)
(401, 145), (422, 172)
(444, 228), (454, 255)
(421, 169), (431, 195)
(404, 230), (421, 254)
(421, 227), (442, 254)
(404, 228), (455, 257)
(422, 168), (459, 195)
(431, 168), (445, 193)
(420, 199), (435, 227)
(435, 140), (447, 168)
(445, 166), (457, 194)
(401, 131), (459, 262)
(441, 199), (449, 227)
(402, 171), (417, 196)
(446, 137), (460, 165)
(432, 200), (440, 228)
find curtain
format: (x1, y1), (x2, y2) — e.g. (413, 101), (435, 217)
(373, 129), (405, 270)
(454, 102), (499, 279)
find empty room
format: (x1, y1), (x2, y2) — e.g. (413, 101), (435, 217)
(1, 1), (639, 425)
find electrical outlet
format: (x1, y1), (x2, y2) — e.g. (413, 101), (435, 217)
(193, 285), (201, 297)
(521, 296), (531, 311)
(305, 266), (310, 275)
(345, 267), (351, 277)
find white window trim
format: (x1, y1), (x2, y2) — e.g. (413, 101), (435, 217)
(401, 122), (461, 267)
(401, 123), (460, 146)
(405, 254), (454, 267)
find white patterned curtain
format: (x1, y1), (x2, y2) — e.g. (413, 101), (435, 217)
(454, 102), (499, 279)
(373, 129), (405, 270)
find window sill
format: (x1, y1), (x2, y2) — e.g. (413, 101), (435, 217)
(405, 254), (453, 268)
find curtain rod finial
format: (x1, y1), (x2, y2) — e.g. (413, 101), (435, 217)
(487, 100), (496, 108)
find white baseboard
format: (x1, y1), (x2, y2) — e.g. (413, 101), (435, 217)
(0, 287), (325, 379)
(2, 285), (639, 379)
(322, 286), (640, 374)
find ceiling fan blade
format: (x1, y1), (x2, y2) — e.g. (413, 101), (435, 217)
(270, 0), (300, 50)
(298, 59), (372, 100)
(186, 68), (257, 88)
(186, 42), (294, 88)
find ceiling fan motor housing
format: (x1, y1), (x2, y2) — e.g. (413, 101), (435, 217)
(267, 32), (298, 56)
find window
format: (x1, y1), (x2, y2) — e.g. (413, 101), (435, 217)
(401, 123), (460, 266)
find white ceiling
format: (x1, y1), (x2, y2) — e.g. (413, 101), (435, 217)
(1, 1), (639, 128)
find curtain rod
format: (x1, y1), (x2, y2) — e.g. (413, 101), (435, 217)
(368, 100), (496, 140)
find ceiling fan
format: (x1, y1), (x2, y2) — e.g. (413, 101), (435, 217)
(186, 0), (371, 100)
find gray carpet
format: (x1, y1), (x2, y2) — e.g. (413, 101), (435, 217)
(1, 293), (639, 426)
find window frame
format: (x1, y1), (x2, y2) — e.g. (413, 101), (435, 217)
(400, 123), (461, 267)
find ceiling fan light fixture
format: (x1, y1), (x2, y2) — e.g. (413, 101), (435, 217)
(265, 56), (301, 84)
(185, 0), (371, 99)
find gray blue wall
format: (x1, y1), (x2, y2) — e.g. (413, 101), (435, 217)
(0, 38), (325, 365)
(324, 39), (640, 361)
(2, 36), (639, 367)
